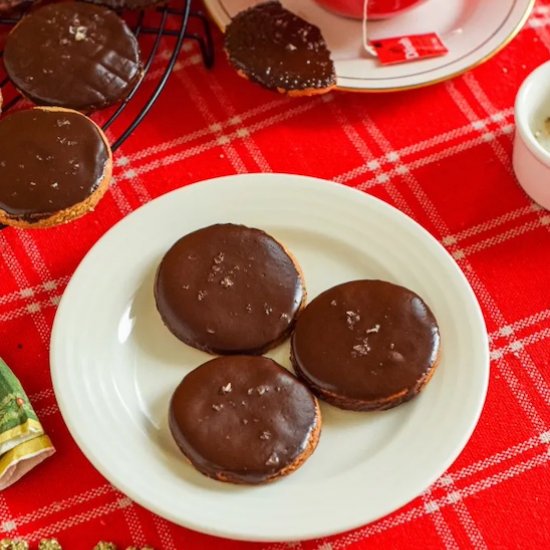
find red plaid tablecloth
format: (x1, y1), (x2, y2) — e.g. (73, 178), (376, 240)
(1, 0), (550, 548)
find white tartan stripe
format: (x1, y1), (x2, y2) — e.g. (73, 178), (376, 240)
(434, 430), (550, 487)
(328, 105), (414, 217)
(490, 309), (550, 342)
(28, 388), (55, 403)
(0, 237), (51, 346)
(24, 497), (132, 543)
(205, 69), (273, 172)
(0, 495), (17, 536)
(33, 404), (59, 418)
(421, 490), (460, 550)
(444, 81), (514, 176)
(354, 126), (515, 192)
(0, 277), (68, 307)
(152, 516), (179, 550)
(121, 502), (147, 547)
(179, 68), (248, 173)
(443, 204), (542, 245)
(116, 95), (289, 165)
(14, 230), (54, 285)
(2, 485), (115, 529)
(0, 295), (63, 323)
(451, 217), (549, 259)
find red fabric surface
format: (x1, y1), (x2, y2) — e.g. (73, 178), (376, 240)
(1, 0), (550, 548)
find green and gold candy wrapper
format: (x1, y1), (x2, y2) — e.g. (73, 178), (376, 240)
(0, 358), (54, 490)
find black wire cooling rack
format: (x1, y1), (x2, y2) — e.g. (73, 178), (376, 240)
(0, 1), (215, 152)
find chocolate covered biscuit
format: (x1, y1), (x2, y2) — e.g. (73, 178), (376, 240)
(0, 107), (112, 228)
(4, 2), (142, 112)
(291, 280), (441, 411)
(169, 355), (321, 484)
(155, 223), (306, 355)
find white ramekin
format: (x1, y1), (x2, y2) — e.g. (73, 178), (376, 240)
(513, 60), (550, 210)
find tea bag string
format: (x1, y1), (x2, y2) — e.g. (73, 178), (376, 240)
(362, 0), (378, 56)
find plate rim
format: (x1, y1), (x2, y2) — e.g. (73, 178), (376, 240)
(203, 0), (535, 92)
(50, 173), (490, 541)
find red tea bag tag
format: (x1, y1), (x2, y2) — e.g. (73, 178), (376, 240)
(370, 33), (448, 65)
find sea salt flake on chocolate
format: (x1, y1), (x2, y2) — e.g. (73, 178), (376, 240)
(220, 276), (234, 288)
(366, 324), (380, 334)
(197, 290), (207, 301)
(212, 403), (224, 411)
(206, 328), (215, 334)
(352, 338), (371, 357)
(260, 430), (271, 440)
(346, 310), (360, 329)
(73, 26), (88, 41)
(256, 385), (269, 395)
(220, 382), (232, 395)
(214, 252), (224, 264)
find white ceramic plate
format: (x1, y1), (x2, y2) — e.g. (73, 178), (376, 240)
(204, 0), (534, 91)
(50, 174), (489, 541)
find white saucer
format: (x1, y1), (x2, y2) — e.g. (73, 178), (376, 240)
(204, 0), (534, 91)
(50, 174), (489, 541)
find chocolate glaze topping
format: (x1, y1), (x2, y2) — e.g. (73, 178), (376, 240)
(291, 280), (440, 406)
(155, 224), (304, 354)
(169, 355), (320, 484)
(0, 108), (110, 222)
(4, 2), (142, 111)
(224, 1), (336, 93)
